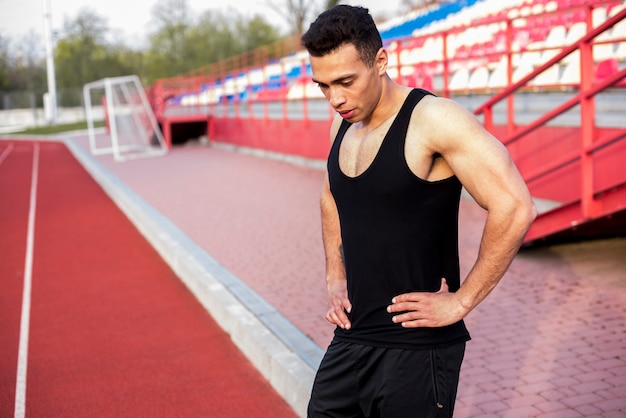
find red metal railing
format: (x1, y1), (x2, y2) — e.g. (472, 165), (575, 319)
(473, 4), (626, 242)
(150, 35), (303, 121)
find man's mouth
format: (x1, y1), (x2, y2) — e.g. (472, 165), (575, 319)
(338, 109), (355, 119)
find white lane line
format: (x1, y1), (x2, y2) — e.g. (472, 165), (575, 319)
(14, 142), (39, 418)
(0, 143), (14, 166)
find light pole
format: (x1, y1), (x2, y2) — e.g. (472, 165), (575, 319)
(43, 0), (57, 124)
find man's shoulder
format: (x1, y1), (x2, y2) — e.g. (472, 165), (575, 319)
(412, 93), (456, 113)
(409, 94), (475, 131)
(407, 94), (442, 133)
(329, 114), (345, 143)
(405, 94), (484, 158)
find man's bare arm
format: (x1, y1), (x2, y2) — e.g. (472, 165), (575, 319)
(321, 115), (352, 330)
(388, 98), (537, 327)
(321, 174), (352, 329)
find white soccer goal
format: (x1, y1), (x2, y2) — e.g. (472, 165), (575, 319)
(83, 75), (167, 161)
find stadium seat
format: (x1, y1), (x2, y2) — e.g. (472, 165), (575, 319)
(562, 50), (580, 66)
(559, 60), (581, 84)
(518, 46), (545, 67)
(468, 66), (490, 89)
(446, 32), (462, 59)
(248, 69), (265, 87)
(449, 67), (470, 90)
(565, 21), (588, 45)
(607, 2), (626, 20)
(616, 41), (626, 59)
(593, 7), (617, 61)
(610, 13), (626, 41)
(592, 6), (608, 28)
(400, 47), (423, 65)
(388, 51), (399, 67)
(594, 42), (615, 62)
(487, 57), (510, 88)
(541, 25), (567, 62)
(519, 5), (532, 17)
(421, 36), (444, 62)
(615, 9), (626, 59)
(399, 65), (416, 77)
(287, 80), (325, 100)
(507, 8), (520, 20)
(545, 1), (558, 12)
(453, 45), (470, 60)
(546, 24), (567, 45)
(513, 61), (536, 83)
(531, 64), (561, 86)
(596, 58), (622, 86)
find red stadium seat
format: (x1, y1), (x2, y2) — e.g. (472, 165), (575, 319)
(595, 58), (619, 83)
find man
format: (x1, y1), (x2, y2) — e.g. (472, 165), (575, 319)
(301, 5), (537, 418)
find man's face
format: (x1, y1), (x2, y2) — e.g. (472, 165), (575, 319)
(310, 43), (386, 123)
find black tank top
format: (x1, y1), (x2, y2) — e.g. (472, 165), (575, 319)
(328, 88), (471, 349)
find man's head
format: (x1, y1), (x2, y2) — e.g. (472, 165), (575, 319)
(301, 5), (383, 68)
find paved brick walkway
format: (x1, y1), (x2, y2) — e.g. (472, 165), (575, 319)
(70, 136), (626, 417)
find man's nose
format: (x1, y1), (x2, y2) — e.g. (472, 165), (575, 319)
(328, 89), (346, 108)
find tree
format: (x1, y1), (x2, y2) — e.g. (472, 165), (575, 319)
(184, 9), (243, 68)
(2, 2), (285, 94)
(267, 0), (343, 35)
(62, 7), (108, 42)
(324, 0), (342, 10)
(15, 31), (46, 94)
(235, 15), (282, 53)
(0, 31), (47, 108)
(0, 34), (10, 91)
(150, 0), (192, 68)
(145, 6), (281, 82)
(54, 8), (136, 104)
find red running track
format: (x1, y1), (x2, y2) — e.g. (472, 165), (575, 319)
(0, 140), (296, 417)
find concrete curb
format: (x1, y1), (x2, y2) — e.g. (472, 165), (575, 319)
(65, 138), (321, 417)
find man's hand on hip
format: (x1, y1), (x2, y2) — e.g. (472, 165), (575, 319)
(387, 278), (468, 328)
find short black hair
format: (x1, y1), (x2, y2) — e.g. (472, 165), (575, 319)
(301, 5), (383, 68)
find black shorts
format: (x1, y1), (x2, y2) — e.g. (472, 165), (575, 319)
(307, 340), (466, 418)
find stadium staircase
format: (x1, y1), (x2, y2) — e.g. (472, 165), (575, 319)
(147, 0), (626, 245)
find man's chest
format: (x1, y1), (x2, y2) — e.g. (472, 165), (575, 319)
(338, 127), (437, 180)
(338, 130), (387, 178)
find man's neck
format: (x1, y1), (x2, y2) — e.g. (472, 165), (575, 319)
(358, 80), (411, 132)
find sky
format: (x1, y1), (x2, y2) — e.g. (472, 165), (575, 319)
(0, 0), (402, 48)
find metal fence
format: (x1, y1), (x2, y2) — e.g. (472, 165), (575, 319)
(0, 88), (83, 110)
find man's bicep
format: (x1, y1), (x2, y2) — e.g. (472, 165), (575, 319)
(321, 174), (339, 231)
(441, 106), (528, 211)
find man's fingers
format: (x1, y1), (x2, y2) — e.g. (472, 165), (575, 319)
(387, 298), (425, 313)
(344, 299), (352, 314)
(327, 314), (351, 329)
(391, 310), (422, 324)
(326, 303), (352, 329)
(391, 278), (450, 303)
(398, 318), (432, 328)
(391, 293), (421, 304)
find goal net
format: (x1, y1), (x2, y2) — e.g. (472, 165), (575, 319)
(83, 75), (167, 161)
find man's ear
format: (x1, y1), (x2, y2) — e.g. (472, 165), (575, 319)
(375, 47), (388, 75)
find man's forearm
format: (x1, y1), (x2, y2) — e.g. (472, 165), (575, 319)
(457, 202), (536, 312)
(321, 182), (346, 281)
(322, 220), (346, 282)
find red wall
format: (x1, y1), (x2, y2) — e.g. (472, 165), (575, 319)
(211, 117), (332, 160)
